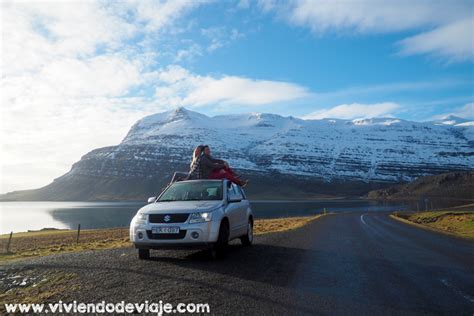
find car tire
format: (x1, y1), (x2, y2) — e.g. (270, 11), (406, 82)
(138, 248), (150, 260)
(240, 219), (253, 246)
(210, 220), (229, 259)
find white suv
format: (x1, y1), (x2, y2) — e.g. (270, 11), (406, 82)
(130, 179), (254, 259)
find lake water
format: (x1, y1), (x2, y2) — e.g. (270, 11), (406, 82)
(0, 200), (406, 233)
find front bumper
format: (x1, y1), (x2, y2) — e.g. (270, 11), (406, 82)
(133, 242), (214, 250)
(130, 220), (220, 249)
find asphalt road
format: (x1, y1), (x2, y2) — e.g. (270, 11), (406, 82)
(1, 212), (473, 315)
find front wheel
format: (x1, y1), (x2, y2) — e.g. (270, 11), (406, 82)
(240, 219), (253, 246)
(209, 221), (229, 259)
(138, 248), (150, 260)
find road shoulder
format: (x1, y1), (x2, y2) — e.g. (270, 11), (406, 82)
(390, 210), (474, 240)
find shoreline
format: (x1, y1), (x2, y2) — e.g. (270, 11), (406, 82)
(0, 196), (354, 203)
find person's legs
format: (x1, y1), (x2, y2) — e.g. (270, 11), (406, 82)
(208, 169), (225, 179)
(209, 169), (243, 186)
(224, 166), (236, 176)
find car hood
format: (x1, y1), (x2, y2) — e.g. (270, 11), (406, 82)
(138, 200), (224, 214)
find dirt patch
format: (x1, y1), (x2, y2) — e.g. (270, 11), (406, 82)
(0, 268), (78, 312)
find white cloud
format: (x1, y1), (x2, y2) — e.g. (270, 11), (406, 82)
(0, 1), (310, 193)
(201, 27), (245, 52)
(154, 66), (310, 107)
(260, 0), (473, 62)
(303, 102), (400, 120)
(1, 1), (136, 76)
(0, 97), (156, 194)
(281, 0), (467, 33)
(398, 18), (474, 62)
(433, 103), (474, 120)
(186, 76), (309, 105)
(123, 0), (210, 32)
(0, 1), (210, 193)
(3, 56), (143, 102)
(454, 103), (474, 118)
(238, 0), (251, 10)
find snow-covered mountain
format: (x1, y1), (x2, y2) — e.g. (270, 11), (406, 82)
(2, 107), (473, 201)
(116, 107), (473, 181)
(431, 115), (472, 126)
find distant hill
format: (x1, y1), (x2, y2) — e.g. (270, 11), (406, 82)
(1, 108), (473, 201)
(368, 172), (474, 203)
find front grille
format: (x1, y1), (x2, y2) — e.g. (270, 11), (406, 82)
(149, 213), (190, 223)
(146, 230), (187, 240)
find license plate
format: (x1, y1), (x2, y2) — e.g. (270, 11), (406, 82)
(152, 226), (180, 234)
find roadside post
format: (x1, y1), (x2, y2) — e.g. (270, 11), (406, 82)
(6, 231), (13, 253)
(76, 224), (81, 244)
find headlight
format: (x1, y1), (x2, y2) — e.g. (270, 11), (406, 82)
(189, 211), (212, 224)
(135, 213), (147, 224)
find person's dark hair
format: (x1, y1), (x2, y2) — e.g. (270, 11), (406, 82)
(202, 145), (209, 152)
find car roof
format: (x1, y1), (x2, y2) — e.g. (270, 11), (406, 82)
(172, 179), (224, 184)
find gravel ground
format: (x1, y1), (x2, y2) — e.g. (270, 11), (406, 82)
(1, 212), (473, 315)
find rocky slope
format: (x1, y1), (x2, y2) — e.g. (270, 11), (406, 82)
(368, 171), (474, 202)
(2, 108), (473, 201)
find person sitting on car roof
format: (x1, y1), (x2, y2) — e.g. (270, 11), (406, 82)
(200, 145), (248, 187)
(187, 145), (204, 180)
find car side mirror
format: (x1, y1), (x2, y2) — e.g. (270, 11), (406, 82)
(147, 196), (156, 203)
(228, 195), (242, 203)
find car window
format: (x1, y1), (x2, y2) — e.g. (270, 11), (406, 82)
(158, 181), (223, 201)
(229, 183), (243, 200)
(236, 185), (245, 200)
(227, 184), (235, 197)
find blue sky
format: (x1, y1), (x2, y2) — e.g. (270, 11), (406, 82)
(123, 0), (474, 120)
(1, 0), (473, 192)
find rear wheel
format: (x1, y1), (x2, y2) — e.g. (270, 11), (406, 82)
(138, 248), (150, 260)
(240, 219), (253, 246)
(210, 220), (229, 259)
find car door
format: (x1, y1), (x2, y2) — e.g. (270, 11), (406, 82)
(226, 183), (244, 238)
(231, 183), (248, 235)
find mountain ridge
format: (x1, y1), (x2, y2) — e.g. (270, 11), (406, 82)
(1, 107), (473, 201)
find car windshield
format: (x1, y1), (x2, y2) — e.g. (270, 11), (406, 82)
(158, 181), (223, 202)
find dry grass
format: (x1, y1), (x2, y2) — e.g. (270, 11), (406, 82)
(393, 209), (474, 239)
(0, 228), (131, 262)
(254, 215), (323, 235)
(0, 215), (324, 262)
